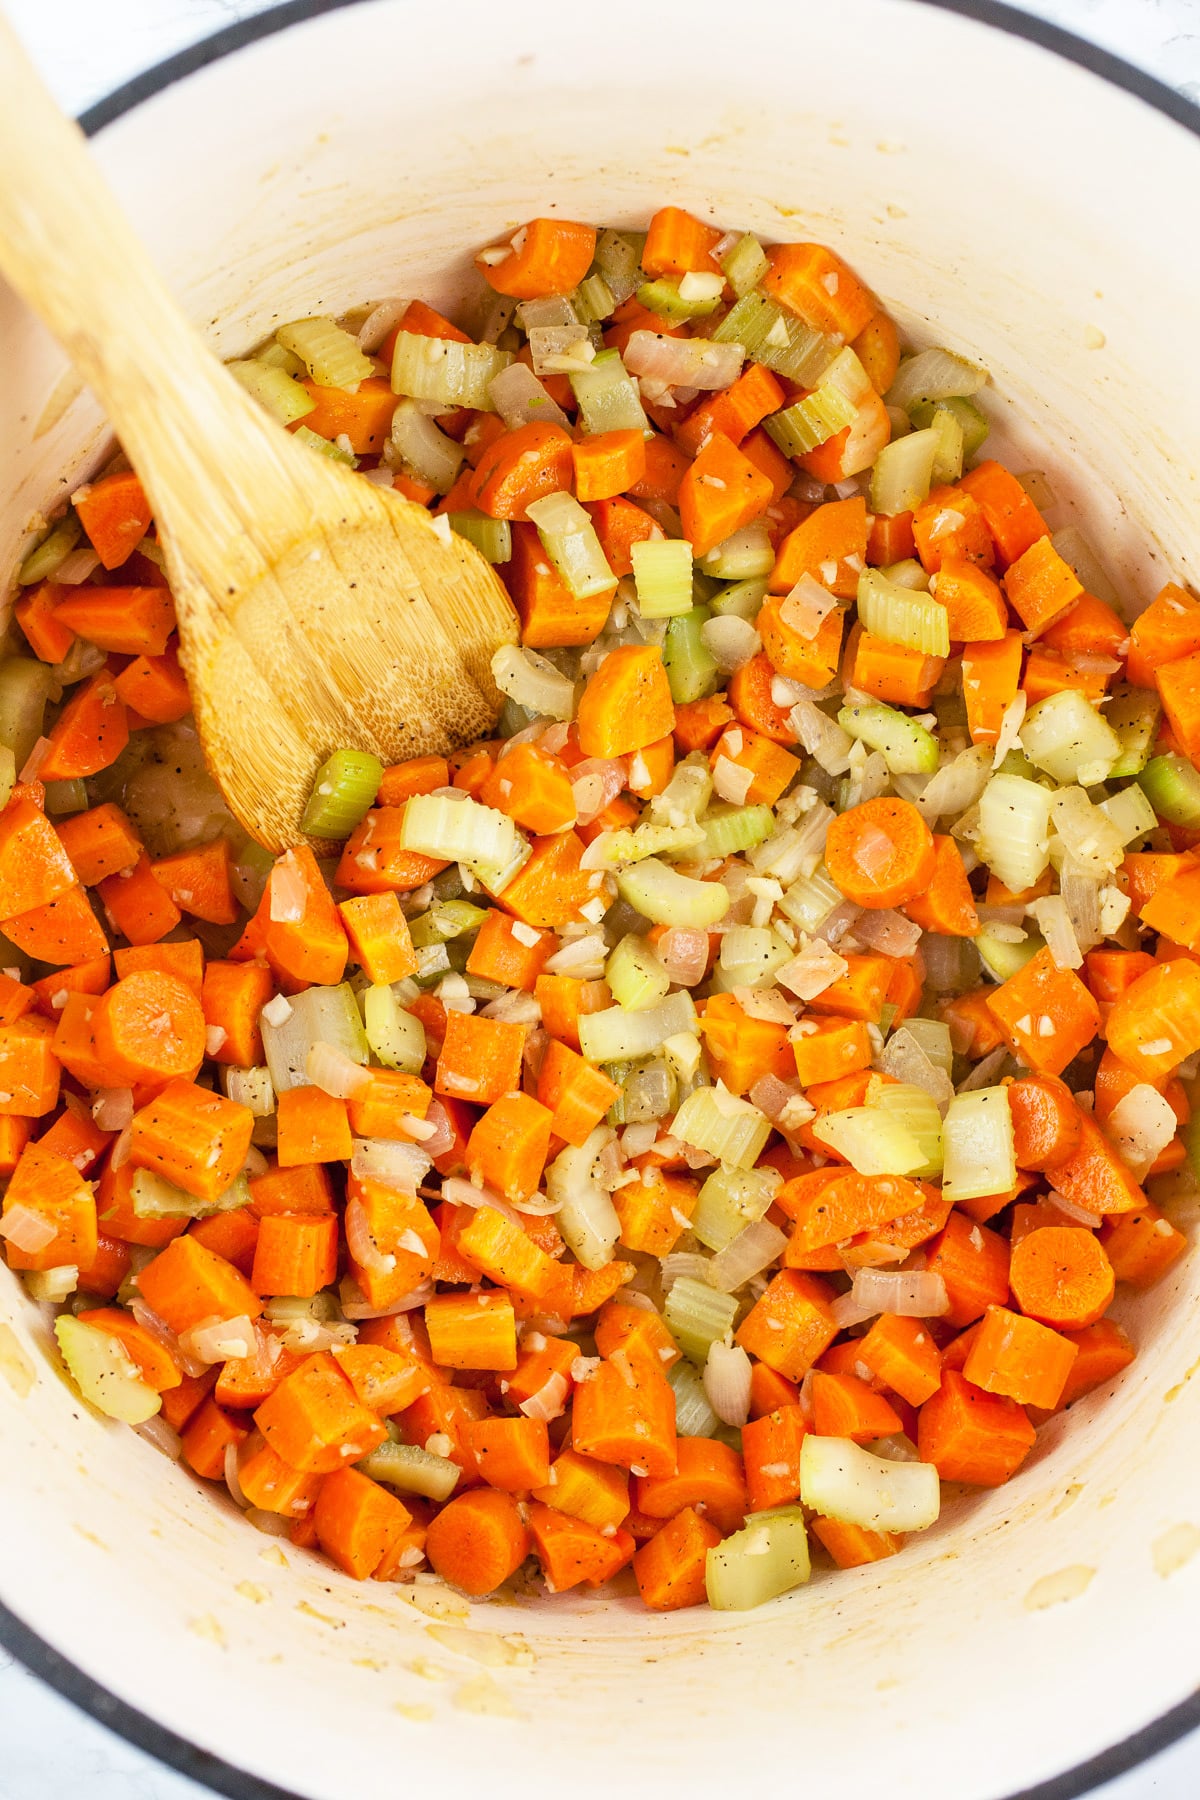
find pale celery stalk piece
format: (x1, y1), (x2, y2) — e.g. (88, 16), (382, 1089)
(262, 982), (369, 1092)
(886, 345), (990, 412)
(43, 777), (86, 815)
(293, 426), (357, 467)
(702, 804), (776, 858)
(400, 792), (520, 874)
(617, 857), (730, 928)
(706, 1506), (811, 1611)
(880, 557), (931, 592)
(448, 511), (512, 565)
(800, 1436), (940, 1531)
(650, 759), (714, 824)
(25, 1266), (77, 1304)
(672, 1086), (771, 1170)
(663, 606), (720, 704)
(857, 568), (950, 657)
(131, 1168), (251, 1221)
(872, 1082), (944, 1178)
(0, 747), (19, 814)
(1138, 752), (1200, 827)
(569, 349), (650, 436)
(1099, 783), (1157, 845)
(901, 1017), (954, 1075)
(491, 643), (575, 722)
(578, 991), (697, 1065)
(712, 292), (838, 387)
(868, 427), (940, 516)
(810, 1106), (926, 1177)
(703, 521), (773, 579)
(227, 359), (316, 427)
(1021, 689), (1121, 786)
(573, 272), (617, 324)
(1106, 685), (1161, 778)
(929, 405), (965, 485)
(712, 925), (793, 992)
(664, 1276), (738, 1365)
(632, 537), (695, 618)
(358, 1441), (460, 1501)
(223, 1065), (276, 1116)
(777, 867), (843, 933)
(362, 985), (426, 1074)
(710, 576), (770, 620)
(941, 1086), (1016, 1203)
(301, 748), (383, 839)
(276, 317), (374, 390)
(391, 332), (512, 411)
(669, 1356), (722, 1436)
(606, 935), (671, 1012)
(693, 1165), (780, 1252)
(0, 658), (54, 765)
(977, 772), (1053, 893)
(546, 1126), (621, 1271)
(55, 1316), (161, 1425)
(255, 339), (306, 377)
(838, 701), (939, 774)
(720, 233), (770, 299)
(764, 382), (858, 458)
(389, 398), (464, 493)
(526, 492), (616, 601)
(18, 513), (83, 585)
(975, 926), (1042, 983)
(408, 899), (489, 948)
(588, 822), (707, 869)
(636, 276), (723, 323)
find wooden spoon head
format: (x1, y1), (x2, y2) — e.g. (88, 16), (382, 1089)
(167, 480), (519, 852)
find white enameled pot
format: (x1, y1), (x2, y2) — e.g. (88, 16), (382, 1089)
(1, 4), (1199, 1797)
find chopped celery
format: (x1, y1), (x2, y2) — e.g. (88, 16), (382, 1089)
(701, 522), (775, 582)
(569, 349), (649, 436)
(228, 358), (316, 426)
(516, 295), (581, 332)
(672, 1086), (770, 1170)
(26, 1267), (77, 1305)
(902, 1017), (954, 1074)
(222, 1065), (275, 1116)
(1138, 753), (1200, 827)
(55, 1315), (160, 1425)
(593, 229), (645, 307)
(886, 345), (989, 412)
(1099, 783), (1157, 844)
(838, 701), (938, 775)
(43, 776), (85, 815)
(276, 317), (374, 390)
(1021, 689), (1120, 787)
(929, 406), (965, 485)
(621, 1056), (676, 1123)
(408, 899), (489, 948)
(857, 568), (949, 656)
(578, 990), (697, 1064)
(995, 747), (1040, 782)
(693, 1165), (779, 1251)
(300, 748), (383, 839)
(872, 1082), (943, 1177)
(606, 934), (671, 1011)
(293, 426), (356, 467)
(389, 399), (464, 493)
(617, 858), (730, 928)
(712, 293), (837, 386)
(363, 984), (426, 1073)
(359, 1440), (460, 1501)
(910, 395), (989, 459)
(710, 576), (769, 620)
(131, 1167), (251, 1220)
(810, 1106), (925, 1177)
(764, 383), (857, 458)
(1106, 685), (1162, 778)
(263, 982), (369, 1092)
(649, 758), (713, 823)
(669, 1356), (722, 1436)
(702, 804), (777, 858)
(868, 428), (939, 516)
(546, 1127), (621, 1271)
(573, 273), (617, 324)
(713, 925), (793, 991)
(941, 1086), (1015, 1202)
(19, 513), (83, 585)
(631, 538), (695, 618)
(706, 1506), (810, 1611)
(391, 332), (512, 411)
(491, 643), (575, 722)
(0, 659), (53, 768)
(400, 792), (520, 874)
(447, 511), (512, 564)
(255, 340), (306, 376)
(777, 867), (843, 933)
(636, 275), (723, 322)
(977, 773), (1053, 894)
(587, 821), (706, 869)
(720, 233), (770, 299)
(799, 1436), (940, 1531)
(526, 492), (616, 601)
(663, 605), (720, 703)
(975, 925), (1041, 982)
(664, 1277), (738, 1366)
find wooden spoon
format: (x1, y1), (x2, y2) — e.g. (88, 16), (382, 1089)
(0, 17), (519, 850)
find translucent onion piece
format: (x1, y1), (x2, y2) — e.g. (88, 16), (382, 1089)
(490, 643), (577, 724)
(1107, 1084), (1178, 1181)
(851, 909), (923, 959)
(306, 1040), (373, 1100)
(706, 1218), (788, 1293)
(268, 855), (306, 923)
(130, 1298), (207, 1379)
(133, 1414), (183, 1460)
(350, 1137), (432, 1193)
(703, 1341), (753, 1426)
(518, 1372), (571, 1422)
(656, 927), (710, 986)
(0, 1204), (56, 1254)
(624, 330), (745, 391)
(570, 758), (625, 825)
(701, 616), (760, 673)
(180, 1315), (257, 1365)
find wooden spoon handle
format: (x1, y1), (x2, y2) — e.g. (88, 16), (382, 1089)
(0, 13), (325, 585)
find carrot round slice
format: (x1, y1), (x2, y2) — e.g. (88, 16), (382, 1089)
(824, 796), (937, 909)
(1009, 1226), (1116, 1330)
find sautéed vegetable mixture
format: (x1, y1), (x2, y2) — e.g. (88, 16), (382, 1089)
(0, 207), (1194, 1612)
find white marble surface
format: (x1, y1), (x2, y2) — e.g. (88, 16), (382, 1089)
(1, 0), (1199, 1795)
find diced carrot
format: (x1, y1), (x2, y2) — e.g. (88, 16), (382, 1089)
(1099, 1204), (1187, 1288)
(762, 242), (875, 339)
(699, 992), (794, 1096)
(527, 1501), (634, 1591)
(632, 1505), (720, 1611)
(137, 1234), (262, 1336)
(678, 431), (773, 559)
(675, 363), (786, 457)
(38, 675), (129, 781)
(15, 583), (75, 663)
(97, 853), (182, 945)
(571, 1347), (677, 1478)
(586, 496), (663, 579)
(55, 803), (142, 886)
(843, 622), (943, 709)
(959, 460), (1050, 568)
(917, 1369), (1036, 1485)
(985, 945), (1100, 1077)
(129, 1078), (254, 1202)
(769, 496), (868, 600)
(811, 1516), (904, 1568)
(254, 1350), (386, 1474)
(3, 885), (108, 966)
(962, 1304), (1079, 1409)
(73, 471), (153, 570)
(1055, 1319), (1136, 1406)
(112, 646), (192, 724)
(181, 1396), (247, 1480)
(476, 218), (597, 298)
(2, 1142), (96, 1270)
(925, 1213), (1010, 1327)
(0, 1015), (62, 1116)
(735, 1269), (837, 1380)
(52, 586), (175, 658)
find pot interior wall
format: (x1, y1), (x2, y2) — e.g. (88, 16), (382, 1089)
(1, 5), (1199, 1799)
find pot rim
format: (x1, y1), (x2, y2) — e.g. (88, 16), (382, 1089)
(4, 1), (1199, 1795)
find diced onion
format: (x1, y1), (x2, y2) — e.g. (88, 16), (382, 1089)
(701, 616), (760, 672)
(1107, 1084), (1178, 1180)
(180, 1315), (258, 1365)
(306, 1040), (372, 1099)
(781, 574), (839, 641)
(703, 1341), (753, 1426)
(491, 643), (576, 722)
(706, 1218), (788, 1292)
(0, 1205), (56, 1254)
(624, 330), (744, 391)
(268, 855), (306, 923)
